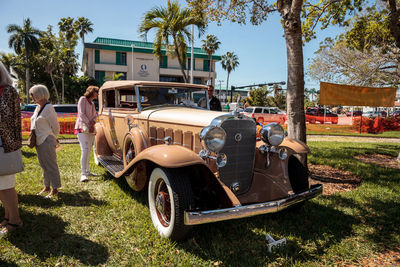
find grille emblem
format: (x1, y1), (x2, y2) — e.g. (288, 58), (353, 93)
(234, 133), (242, 142)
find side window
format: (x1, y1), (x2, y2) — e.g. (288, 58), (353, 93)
(104, 90), (115, 108)
(269, 109), (278, 114)
(263, 109), (269, 114)
(254, 108), (262, 113)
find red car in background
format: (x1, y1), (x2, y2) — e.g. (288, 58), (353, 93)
(305, 107), (338, 124)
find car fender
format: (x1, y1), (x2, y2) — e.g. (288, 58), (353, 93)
(95, 123), (113, 156)
(115, 145), (206, 178)
(122, 129), (149, 167)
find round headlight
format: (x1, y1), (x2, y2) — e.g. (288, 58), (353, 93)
(260, 123), (285, 146)
(200, 126), (226, 153)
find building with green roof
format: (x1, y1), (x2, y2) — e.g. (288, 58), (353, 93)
(82, 37), (221, 86)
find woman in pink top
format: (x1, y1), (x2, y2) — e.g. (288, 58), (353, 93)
(74, 86), (99, 182)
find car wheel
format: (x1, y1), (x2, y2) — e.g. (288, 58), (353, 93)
(148, 167), (193, 240)
(93, 142), (99, 166)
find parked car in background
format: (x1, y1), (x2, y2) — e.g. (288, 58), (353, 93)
(94, 81), (322, 240)
(345, 110), (363, 117)
(242, 106), (286, 125)
(305, 107), (338, 124)
(53, 104), (78, 115)
(391, 110), (400, 117)
(21, 104), (37, 118)
(363, 111), (387, 118)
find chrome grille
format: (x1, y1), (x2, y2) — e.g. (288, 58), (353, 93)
(218, 118), (256, 195)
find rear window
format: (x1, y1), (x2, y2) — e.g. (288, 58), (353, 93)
(244, 108), (254, 113)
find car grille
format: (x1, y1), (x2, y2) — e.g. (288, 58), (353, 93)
(218, 118), (256, 195)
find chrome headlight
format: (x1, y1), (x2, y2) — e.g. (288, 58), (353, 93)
(200, 126), (226, 153)
(260, 123), (285, 146)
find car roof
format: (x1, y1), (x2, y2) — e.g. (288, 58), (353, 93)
(100, 80), (208, 91)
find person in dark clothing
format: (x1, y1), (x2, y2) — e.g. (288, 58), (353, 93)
(198, 85), (222, 111)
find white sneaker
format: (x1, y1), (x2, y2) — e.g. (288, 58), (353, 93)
(86, 172), (98, 177)
(80, 175), (88, 182)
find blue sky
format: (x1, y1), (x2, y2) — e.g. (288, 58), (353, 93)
(0, 0), (342, 89)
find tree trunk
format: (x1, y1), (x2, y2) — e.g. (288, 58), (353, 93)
(25, 50), (30, 103)
(226, 72), (230, 103)
(49, 71), (60, 103)
(61, 74), (64, 104)
(208, 55), (212, 83)
(397, 146), (400, 162)
(173, 41), (188, 83)
(279, 0), (306, 163)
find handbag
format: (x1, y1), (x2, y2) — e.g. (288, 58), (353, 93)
(0, 148), (24, 176)
(27, 129), (36, 148)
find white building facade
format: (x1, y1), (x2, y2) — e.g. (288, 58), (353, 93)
(82, 37), (221, 86)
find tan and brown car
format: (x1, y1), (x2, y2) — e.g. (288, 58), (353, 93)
(94, 80), (322, 240)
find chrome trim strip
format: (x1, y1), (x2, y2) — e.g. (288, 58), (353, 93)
(184, 184), (323, 225)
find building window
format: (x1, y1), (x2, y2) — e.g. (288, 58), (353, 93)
(203, 59), (210, 72)
(116, 52), (127, 65)
(187, 58), (195, 70)
(95, 50), (100, 64)
(95, 71), (105, 85)
(159, 55), (168, 68)
(159, 75), (184, 83)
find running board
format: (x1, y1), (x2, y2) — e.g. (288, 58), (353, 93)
(97, 155), (124, 176)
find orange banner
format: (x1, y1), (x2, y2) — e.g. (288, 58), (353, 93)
(320, 82), (396, 107)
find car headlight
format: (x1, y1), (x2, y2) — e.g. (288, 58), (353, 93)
(200, 126), (226, 153)
(260, 123), (285, 146)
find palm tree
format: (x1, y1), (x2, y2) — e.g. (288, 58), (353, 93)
(201, 34), (220, 83)
(7, 18), (41, 103)
(74, 17), (93, 47)
(221, 51), (239, 102)
(139, 0), (206, 83)
(58, 17), (76, 45)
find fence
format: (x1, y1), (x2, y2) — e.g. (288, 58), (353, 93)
(22, 113), (78, 135)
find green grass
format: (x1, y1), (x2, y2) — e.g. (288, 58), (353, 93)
(22, 134), (77, 140)
(0, 142), (399, 266)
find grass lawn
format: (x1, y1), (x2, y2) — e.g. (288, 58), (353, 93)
(0, 142), (399, 266)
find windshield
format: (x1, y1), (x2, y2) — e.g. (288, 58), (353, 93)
(139, 86), (207, 110)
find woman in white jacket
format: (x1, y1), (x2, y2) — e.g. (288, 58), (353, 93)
(30, 85), (61, 198)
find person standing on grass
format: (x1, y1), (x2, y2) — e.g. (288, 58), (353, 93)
(74, 86), (99, 182)
(0, 61), (23, 234)
(30, 84), (61, 198)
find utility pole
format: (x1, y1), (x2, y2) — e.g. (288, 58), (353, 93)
(190, 25), (194, 84)
(217, 79), (224, 100)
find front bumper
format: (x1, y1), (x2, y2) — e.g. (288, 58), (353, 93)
(184, 184), (323, 225)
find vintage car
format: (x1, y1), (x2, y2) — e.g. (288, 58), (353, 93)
(305, 107), (338, 124)
(94, 81), (322, 240)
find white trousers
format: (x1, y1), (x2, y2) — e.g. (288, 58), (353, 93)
(77, 133), (95, 175)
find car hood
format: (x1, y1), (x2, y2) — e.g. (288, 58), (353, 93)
(140, 106), (228, 127)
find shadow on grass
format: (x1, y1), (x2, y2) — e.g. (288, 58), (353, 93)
(0, 259), (18, 267)
(21, 149), (37, 159)
(102, 172), (148, 205)
(18, 191), (107, 208)
(179, 200), (358, 265)
(5, 211), (108, 265)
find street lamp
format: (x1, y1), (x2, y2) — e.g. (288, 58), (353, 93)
(131, 44), (135, 80)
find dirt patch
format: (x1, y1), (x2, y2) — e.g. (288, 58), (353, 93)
(357, 249), (400, 266)
(355, 154), (400, 169)
(308, 164), (362, 195)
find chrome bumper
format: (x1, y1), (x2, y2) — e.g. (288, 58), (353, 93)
(184, 184), (323, 225)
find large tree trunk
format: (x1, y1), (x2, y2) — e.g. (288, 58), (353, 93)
(279, 0), (306, 163)
(49, 71), (60, 103)
(61, 74), (64, 104)
(173, 41), (188, 83)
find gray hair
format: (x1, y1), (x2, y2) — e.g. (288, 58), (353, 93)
(29, 84), (50, 101)
(0, 61), (13, 87)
